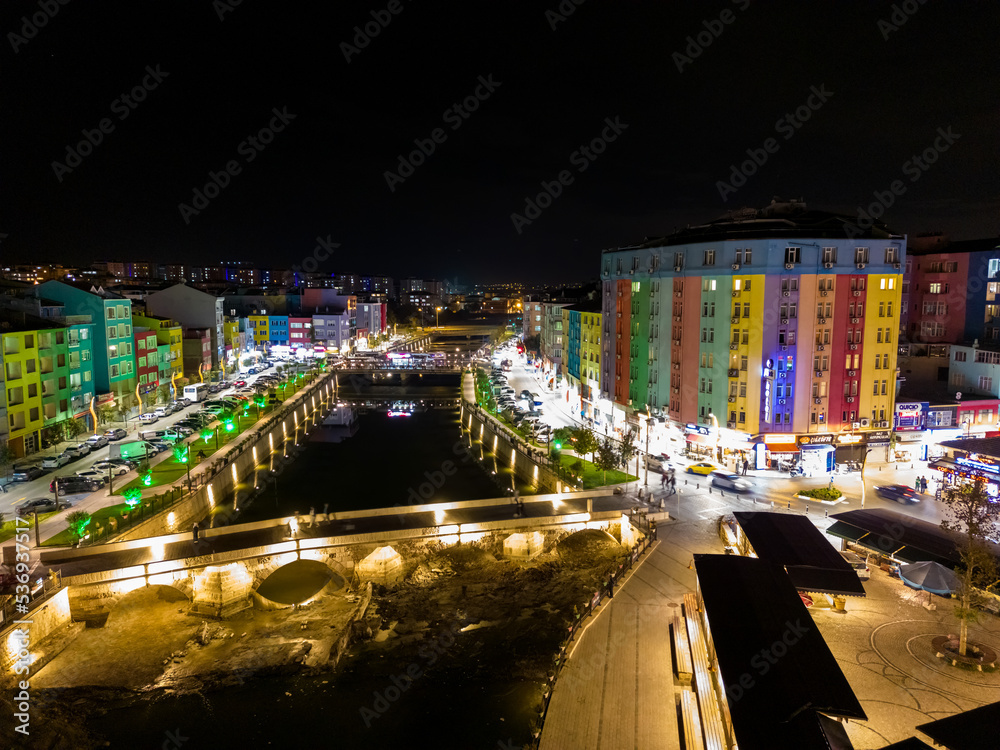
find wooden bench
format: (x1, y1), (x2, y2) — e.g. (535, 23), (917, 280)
(673, 613), (693, 686)
(679, 689), (705, 750)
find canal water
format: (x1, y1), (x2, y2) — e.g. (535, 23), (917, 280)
(81, 369), (542, 748)
(231, 375), (511, 523)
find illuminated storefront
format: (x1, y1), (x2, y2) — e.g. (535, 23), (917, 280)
(930, 440), (1000, 500)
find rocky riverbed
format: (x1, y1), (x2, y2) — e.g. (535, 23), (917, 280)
(2, 527), (631, 749)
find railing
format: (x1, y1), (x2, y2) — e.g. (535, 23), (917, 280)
(0, 572), (63, 629)
(531, 526), (658, 747)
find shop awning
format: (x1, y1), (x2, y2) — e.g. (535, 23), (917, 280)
(686, 433), (714, 445)
(764, 443), (798, 453)
(825, 521), (870, 544)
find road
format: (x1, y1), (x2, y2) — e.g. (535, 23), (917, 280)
(486, 343), (950, 529)
(0, 369), (283, 529)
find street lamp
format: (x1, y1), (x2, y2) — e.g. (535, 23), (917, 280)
(436, 306), (442, 329)
(709, 413), (720, 463)
(860, 447), (873, 508)
(644, 410), (654, 487)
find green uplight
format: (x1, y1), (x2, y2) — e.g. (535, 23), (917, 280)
(225, 420), (235, 432)
(123, 487), (142, 508)
(173, 445), (189, 464)
(201, 429), (213, 441)
(141, 471), (153, 487)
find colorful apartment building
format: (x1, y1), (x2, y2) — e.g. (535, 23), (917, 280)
(2, 315), (95, 458)
(561, 301), (602, 422)
(36, 281), (138, 397)
(134, 328), (160, 397)
(182, 329), (212, 379)
(600, 203), (904, 467)
(132, 314), (184, 387)
(288, 316), (313, 348)
(248, 315), (269, 347)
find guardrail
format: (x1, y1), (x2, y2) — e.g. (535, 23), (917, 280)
(0, 573), (62, 629)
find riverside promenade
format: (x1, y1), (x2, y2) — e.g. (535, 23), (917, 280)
(539, 518), (725, 749)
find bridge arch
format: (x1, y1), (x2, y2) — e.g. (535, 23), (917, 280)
(251, 552), (349, 607)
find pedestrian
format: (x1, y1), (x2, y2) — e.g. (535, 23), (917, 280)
(660, 473), (666, 488)
(743, 458), (749, 476)
(192, 522), (199, 542)
(309, 506), (316, 527)
(608, 576), (614, 599)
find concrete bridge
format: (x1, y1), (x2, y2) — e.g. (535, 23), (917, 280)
(37, 490), (649, 623)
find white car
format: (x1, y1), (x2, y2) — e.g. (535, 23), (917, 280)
(41, 453), (71, 469)
(86, 434), (110, 449)
(65, 443), (91, 459)
(138, 413), (159, 424)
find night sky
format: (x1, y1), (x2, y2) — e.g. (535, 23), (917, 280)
(2, 0), (997, 283)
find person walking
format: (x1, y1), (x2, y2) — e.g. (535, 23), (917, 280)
(743, 458), (749, 476)
(192, 522), (199, 542)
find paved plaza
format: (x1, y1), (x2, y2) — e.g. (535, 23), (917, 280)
(540, 486), (1000, 750)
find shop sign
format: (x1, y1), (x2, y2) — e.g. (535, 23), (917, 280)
(866, 430), (891, 444)
(955, 453), (1000, 476)
(685, 423), (710, 436)
(837, 434), (862, 444)
(895, 401), (927, 431)
(763, 433), (796, 444)
(763, 378), (772, 423)
(798, 434), (834, 445)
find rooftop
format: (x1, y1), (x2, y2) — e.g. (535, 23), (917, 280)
(694, 554), (866, 750)
(606, 200), (901, 253)
(733, 511), (866, 597)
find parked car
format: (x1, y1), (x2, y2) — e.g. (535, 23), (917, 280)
(840, 550), (871, 580)
(177, 397), (192, 407)
(146, 440), (172, 453)
(138, 413), (159, 425)
(85, 434), (110, 449)
(207, 384), (223, 394)
(874, 484), (921, 504)
(710, 470), (750, 492)
(687, 461), (717, 476)
(91, 460), (133, 476)
(519, 390), (532, 400)
(74, 469), (109, 485)
(50, 476), (101, 495)
(65, 443), (92, 459)
(104, 428), (128, 441)
(233, 380), (247, 388)
(41, 453), (71, 469)
(12, 465), (45, 482)
(16, 497), (69, 516)
(153, 406), (170, 418)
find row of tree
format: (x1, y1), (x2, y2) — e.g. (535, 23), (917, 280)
(553, 425), (639, 482)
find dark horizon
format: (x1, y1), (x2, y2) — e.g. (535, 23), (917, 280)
(2, 1), (997, 284)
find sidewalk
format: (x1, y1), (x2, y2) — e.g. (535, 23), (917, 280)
(540, 520), (720, 749)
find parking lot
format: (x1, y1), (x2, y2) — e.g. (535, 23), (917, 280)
(0, 361), (294, 528)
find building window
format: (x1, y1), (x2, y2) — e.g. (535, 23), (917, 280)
(822, 247), (837, 264)
(785, 247), (801, 264)
(855, 247), (870, 264)
(704, 249), (716, 266)
(979, 376), (994, 391)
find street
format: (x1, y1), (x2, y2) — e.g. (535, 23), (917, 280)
(0, 369), (282, 534)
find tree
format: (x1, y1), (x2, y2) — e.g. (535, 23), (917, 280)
(63, 417), (85, 441)
(156, 384), (171, 405)
(0, 442), (14, 483)
(66, 510), (92, 542)
(618, 427), (639, 474)
(97, 404), (116, 427)
(572, 427), (599, 463)
(594, 436), (619, 485)
(523, 334), (541, 354)
(939, 478), (1000, 656)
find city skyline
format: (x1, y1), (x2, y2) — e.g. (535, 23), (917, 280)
(2, 1), (997, 283)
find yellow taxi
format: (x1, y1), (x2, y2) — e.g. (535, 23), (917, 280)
(686, 461), (717, 476)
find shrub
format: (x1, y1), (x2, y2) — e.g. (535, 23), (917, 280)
(798, 487), (843, 501)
